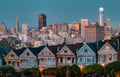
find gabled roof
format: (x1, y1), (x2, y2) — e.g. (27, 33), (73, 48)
(0, 47), (4, 59)
(106, 41), (118, 51)
(47, 45), (58, 56)
(106, 39), (120, 51)
(67, 43), (83, 55)
(0, 46), (12, 54)
(87, 43), (97, 53)
(12, 48), (26, 56)
(29, 46), (45, 56)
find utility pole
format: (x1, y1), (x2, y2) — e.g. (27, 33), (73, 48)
(66, 58), (68, 77)
(66, 65), (68, 77)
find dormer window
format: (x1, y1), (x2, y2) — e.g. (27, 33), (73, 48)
(64, 50), (67, 53)
(105, 44), (110, 50)
(27, 53), (30, 56)
(44, 51), (48, 55)
(11, 54), (14, 57)
(84, 47), (88, 53)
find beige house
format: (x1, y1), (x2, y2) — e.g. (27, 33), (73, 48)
(4, 48), (25, 71)
(38, 46), (56, 70)
(98, 42), (118, 65)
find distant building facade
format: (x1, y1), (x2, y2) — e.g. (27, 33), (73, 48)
(99, 7), (104, 26)
(22, 24), (28, 35)
(38, 14), (46, 29)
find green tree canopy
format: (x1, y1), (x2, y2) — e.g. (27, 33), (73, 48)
(29, 67), (40, 77)
(0, 65), (15, 77)
(104, 60), (120, 75)
(0, 38), (8, 47)
(43, 68), (58, 76)
(82, 64), (104, 76)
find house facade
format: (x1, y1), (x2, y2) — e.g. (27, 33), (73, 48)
(77, 43), (96, 66)
(38, 46), (56, 69)
(98, 42), (118, 65)
(4, 49), (24, 71)
(56, 45), (76, 67)
(19, 48), (38, 69)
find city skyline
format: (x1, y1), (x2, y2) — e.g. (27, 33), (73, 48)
(0, 0), (120, 29)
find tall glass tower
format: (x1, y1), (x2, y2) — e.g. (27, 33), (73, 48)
(99, 7), (104, 26)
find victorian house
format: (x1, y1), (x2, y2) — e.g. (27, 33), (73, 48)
(77, 43), (97, 66)
(56, 43), (83, 67)
(19, 47), (38, 69)
(98, 42), (118, 65)
(38, 45), (56, 70)
(4, 48), (25, 71)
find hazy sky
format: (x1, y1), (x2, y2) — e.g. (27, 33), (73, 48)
(0, 0), (120, 29)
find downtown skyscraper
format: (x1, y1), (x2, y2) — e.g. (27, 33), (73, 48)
(99, 7), (104, 26)
(38, 13), (46, 29)
(15, 16), (19, 33)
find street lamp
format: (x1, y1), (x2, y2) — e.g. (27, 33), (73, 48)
(79, 65), (83, 71)
(39, 67), (43, 77)
(79, 65), (83, 77)
(101, 64), (105, 77)
(39, 67), (43, 72)
(101, 63), (105, 67)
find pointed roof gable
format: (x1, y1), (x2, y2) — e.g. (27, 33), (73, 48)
(77, 43), (96, 55)
(12, 48), (26, 57)
(98, 42), (118, 52)
(57, 45), (74, 55)
(47, 45), (58, 56)
(67, 43), (83, 55)
(29, 46), (45, 56)
(108, 41), (118, 51)
(87, 42), (97, 53)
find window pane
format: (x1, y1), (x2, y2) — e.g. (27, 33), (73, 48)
(109, 54), (112, 60)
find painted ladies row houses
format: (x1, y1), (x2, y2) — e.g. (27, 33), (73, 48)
(3, 41), (120, 71)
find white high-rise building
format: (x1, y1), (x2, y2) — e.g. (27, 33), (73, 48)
(22, 24), (28, 35)
(99, 7), (104, 26)
(81, 19), (89, 41)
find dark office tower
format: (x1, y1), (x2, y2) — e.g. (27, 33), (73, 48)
(38, 13), (46, 29)
(15, 16), (19, 33)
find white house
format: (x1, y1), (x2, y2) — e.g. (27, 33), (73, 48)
(19, 48), (37, 69)
(98, 42), (118, 65)
(77, 43), (97, 66)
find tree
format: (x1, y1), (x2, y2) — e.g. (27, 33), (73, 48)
(22, 69), (32, 77)
(0, 38), (8, 47)
(43, 68), (58, 76)
(104, 60), (120, 77)
(29, 68), (40, 77)
(57, 65), (81, 77)
(82, 64), (104, 77)
(0, 65), (15, 77)
(69, 64), (81, 77)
